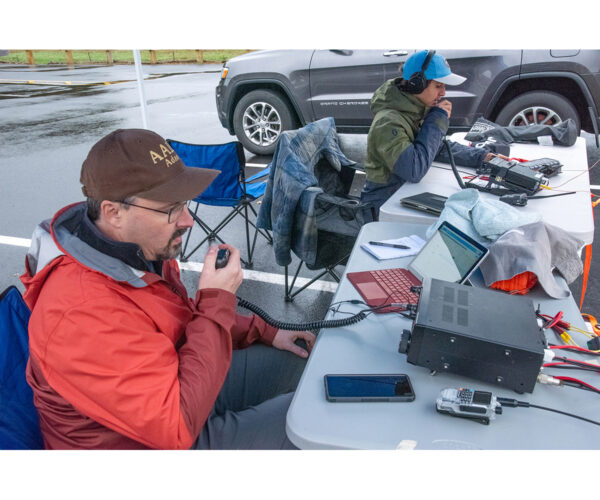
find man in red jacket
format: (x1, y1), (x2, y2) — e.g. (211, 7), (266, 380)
(22, 129), (315, 449)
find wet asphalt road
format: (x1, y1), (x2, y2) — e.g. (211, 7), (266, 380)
(0, 63), (336, 325)
(1, 62), (600, 325)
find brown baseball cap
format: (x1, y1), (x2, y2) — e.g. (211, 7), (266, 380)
(80, 129), (220, 203)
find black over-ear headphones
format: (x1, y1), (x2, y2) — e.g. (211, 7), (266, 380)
(404, 50), (436, 94)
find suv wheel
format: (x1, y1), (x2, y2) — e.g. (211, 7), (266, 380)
(495, 91), (580, 131)
(233, 89), (295, 155)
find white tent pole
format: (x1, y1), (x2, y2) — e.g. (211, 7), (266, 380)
(133, 50), (149, 129)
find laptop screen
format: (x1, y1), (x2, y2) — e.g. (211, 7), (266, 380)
(408, 222), (488, 284)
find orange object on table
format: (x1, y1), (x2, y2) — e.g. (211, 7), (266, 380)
(490, 271), (538, 295)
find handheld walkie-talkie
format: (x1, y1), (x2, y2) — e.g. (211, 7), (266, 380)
(436, 387), (503, 425)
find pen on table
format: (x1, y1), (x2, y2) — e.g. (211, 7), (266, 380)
(368, 241), (410, 249)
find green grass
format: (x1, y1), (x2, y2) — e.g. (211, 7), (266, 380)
(0, 50), (252, 65)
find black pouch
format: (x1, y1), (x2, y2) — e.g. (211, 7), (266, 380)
(465, 117), (578, 147)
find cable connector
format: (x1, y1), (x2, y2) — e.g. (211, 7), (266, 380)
(390, 303), (418, 316)
(587, 336), (600, 351)
(496, 397), (527, 408)
(543, 349), (556, 363)
(499, 193), (528, 206)
(537, 373), (563, 386)
(388, 302), (417, 311)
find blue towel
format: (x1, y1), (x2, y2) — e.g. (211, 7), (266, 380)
(426, 189), (542, 245)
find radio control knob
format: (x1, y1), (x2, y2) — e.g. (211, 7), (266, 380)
(398, 329), (411, 354)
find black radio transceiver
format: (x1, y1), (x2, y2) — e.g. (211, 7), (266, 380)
(522, 157), (562, 177)
(398, 279), (546, 393)
(484, 157), (548, 196)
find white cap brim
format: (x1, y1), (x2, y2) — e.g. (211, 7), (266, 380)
(434, 73), (466, 86)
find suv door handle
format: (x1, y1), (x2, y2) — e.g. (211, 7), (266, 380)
(383, 50), (409, 57)
(329, 50), (353, 56)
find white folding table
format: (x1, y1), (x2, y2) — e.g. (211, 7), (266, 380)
(286, 221), (599, 449)
(378, 134), (593, 245)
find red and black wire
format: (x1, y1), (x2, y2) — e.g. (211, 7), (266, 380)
(543, 345), (600, 394)
(535, 310), (600, 395)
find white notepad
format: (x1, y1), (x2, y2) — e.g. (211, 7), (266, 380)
(360, 235), (426, 260)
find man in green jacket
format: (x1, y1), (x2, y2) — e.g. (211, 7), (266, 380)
(361, 50), (505, 215)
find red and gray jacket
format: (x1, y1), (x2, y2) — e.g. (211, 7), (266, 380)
(21, 202), (277, 449)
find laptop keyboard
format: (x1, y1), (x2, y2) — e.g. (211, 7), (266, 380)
(370, 268), (421, 304)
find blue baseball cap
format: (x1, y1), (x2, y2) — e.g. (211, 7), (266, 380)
(403, 50), (466, 86)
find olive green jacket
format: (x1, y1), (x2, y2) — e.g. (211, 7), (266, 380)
(364, 79), (446, 183)
(361, 78), (486, 213)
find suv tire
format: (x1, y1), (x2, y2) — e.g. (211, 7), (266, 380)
(233, 89), (295, 155)
(495, 91), (580, 131)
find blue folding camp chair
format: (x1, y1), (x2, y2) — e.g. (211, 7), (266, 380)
(166, 139), (272, 267)
(0, 286), (43, 450)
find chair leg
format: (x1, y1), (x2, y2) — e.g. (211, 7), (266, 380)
(179, 199), (270, 265)
(243, 203), (253, 268)
(283, 255), (347, 301)
(326, 254), (350, 278)
(247, 203), (273, 244)
(326, 267), (342, 282)
(285, 263), (304, 302)
(181, 204), (216, 261)
(285, 265), (332, 302)
(181, 208), (220, 262)
(181, 204), (240, 262)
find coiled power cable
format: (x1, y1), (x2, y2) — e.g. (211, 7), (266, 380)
(236, 296), (367, 331)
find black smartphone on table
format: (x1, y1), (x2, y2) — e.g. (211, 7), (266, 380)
(324, 374), (415, 402)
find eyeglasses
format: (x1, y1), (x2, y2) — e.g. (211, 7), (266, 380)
(120, 200), (187, 223)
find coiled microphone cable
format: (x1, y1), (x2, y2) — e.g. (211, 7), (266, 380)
(443, 139), (467, 189)
(236, 296), (368, 331)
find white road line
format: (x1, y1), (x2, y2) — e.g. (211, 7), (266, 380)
(178, 261), (338, 293)
(0, 235), (338, 293)
(0, 235), (32, 247)
(590, 185), (600, 190)
(246, 162), (366, 176)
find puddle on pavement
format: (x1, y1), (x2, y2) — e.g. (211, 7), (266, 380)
(0, 83), (118, 100)
(0, 68), (220, 100)
(146, 70), (220, 80)
(1, 114), (127, 159)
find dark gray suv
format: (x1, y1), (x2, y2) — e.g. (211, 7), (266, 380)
(215, 49), (600, 155)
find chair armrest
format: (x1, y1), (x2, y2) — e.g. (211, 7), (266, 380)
(245, 166), (270, 183)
